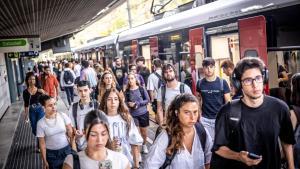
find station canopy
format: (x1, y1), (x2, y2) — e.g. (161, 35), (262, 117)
(0, 0), (117, 42)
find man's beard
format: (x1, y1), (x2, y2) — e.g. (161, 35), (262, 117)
(166, 77), (175, 82)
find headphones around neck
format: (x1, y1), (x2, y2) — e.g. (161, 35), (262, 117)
(79, 101), (94, 110)
(231, 67), (269, 91)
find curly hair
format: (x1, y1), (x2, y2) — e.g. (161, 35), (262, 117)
(97, 71), (118, 102)
(291, 73), (300, 106)
(99, 88), (132, 135)
(165, 93), (200, 156)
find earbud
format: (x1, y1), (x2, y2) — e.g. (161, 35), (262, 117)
(175, 110), (178, 116)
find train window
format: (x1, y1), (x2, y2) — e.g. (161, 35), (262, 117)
(244, 50), (258, 57)
(268, 50), (300, 104)
(209, 33), (240, 82)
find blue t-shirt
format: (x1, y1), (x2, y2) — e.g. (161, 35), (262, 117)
(197, 77), (230, 119)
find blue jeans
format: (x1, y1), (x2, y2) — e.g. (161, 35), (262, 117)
(29, 104), (45, 136)
(46, 145), (72, 169)
(64, 86), (74, 106)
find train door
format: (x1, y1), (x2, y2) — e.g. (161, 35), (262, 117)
(189, 27), (204, 94)
(238, 15), (268, 93)
(207, 23), (240, 87)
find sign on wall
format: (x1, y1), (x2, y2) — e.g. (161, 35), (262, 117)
(0, 37), (41, 53)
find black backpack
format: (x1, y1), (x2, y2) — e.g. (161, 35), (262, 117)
(71, 150), (80, 169)
(72, 100), (99, 130)
(159, 122), (207, 169)
(161, 83), (185, 112)
(63, 70), (75, 85)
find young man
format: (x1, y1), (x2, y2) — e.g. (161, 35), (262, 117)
(112, 57), (127, 89)
(196, 57), (231, 141)
(136, 56), (150, 84)
(211, 57), (295, 169)
(221, 59), (235, 77)
(39, 65), (59, 99)
(221, 59), (242, 99)
(68, 80), (99, 151)
(80, 60), (97, 99)
(156, 63), (192, 125)
(147, 58), (163, 116)
(60, 63), (76, 106)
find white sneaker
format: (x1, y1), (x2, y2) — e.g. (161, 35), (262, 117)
(142, 144), (149, 154)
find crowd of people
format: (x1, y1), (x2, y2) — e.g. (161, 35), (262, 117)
(22, 56), (300, 169)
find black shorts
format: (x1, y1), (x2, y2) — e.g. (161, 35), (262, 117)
(133, 112), (149, 128)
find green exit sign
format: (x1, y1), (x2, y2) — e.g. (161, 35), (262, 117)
(0, 39), (27, 47)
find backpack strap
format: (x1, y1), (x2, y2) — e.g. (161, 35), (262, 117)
(139, 86), (146, 100)
(196, 79), (202, 93)
(72, 150), (81, 169)
(179, 83), (185, 93)
(93, 100), (99, 110)
(72, 102), (79, 130)
(195, 122), (207, 152)
(160, 134), (177, 169)
(154, 72), (163, 88)
(229, 99), (242, 134)
(161, 85), (166, 112)
(219, 77), (224, 95)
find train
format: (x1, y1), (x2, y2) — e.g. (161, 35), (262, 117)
(73, 0), (300, 94)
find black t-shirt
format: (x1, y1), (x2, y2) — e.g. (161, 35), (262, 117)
(212, 95), (295, 169)
(113, 66), (127, 87)
(197, 77), (230, 119)
(23, 89), (43, 107)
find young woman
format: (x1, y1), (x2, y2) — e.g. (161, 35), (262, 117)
(63, 110), (130, 169)
(125, 73), (150, 153)
(144, 93), (213, 169)
(23, 72), (45, 139)
(36, 95), (73, 169)
(100, 89), (143, 169)
(290, 73), (300, 168)
(96, 71), (122, 102)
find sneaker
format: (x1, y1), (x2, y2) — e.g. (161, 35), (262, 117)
(142, 144), (149, 154)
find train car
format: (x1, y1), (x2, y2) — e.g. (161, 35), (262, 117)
(117, 0), (300, 93)
(75, 0), (300, 94)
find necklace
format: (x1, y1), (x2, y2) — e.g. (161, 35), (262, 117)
(44, 112), (57, 128)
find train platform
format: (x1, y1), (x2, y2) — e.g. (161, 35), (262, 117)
(0, 90), (158, 169)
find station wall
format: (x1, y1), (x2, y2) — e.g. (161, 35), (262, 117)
(0, 53), (11, 119)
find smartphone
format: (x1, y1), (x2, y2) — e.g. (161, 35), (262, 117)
(248, 152), (261, 160)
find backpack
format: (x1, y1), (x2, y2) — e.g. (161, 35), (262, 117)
(63, 70), (75, 85)
(161, 83), (185, 112)
(159, 122), (207, 169)
(196, 77), (224, 95)
(72, 100), (99, 130)
(125, 87), (146, 102)
(154, 72), (165, 89)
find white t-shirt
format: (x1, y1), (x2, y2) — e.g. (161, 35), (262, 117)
(157, 82), (192, 111)
(36, 112), (71, 150)
(64, 149), (129, 169)
(147, 69), (162, 99)
(74, 64), (81, 77)
(144, 128), (213, 169)
(69, 103), (96, 150)
(105, 114), (143, 164)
